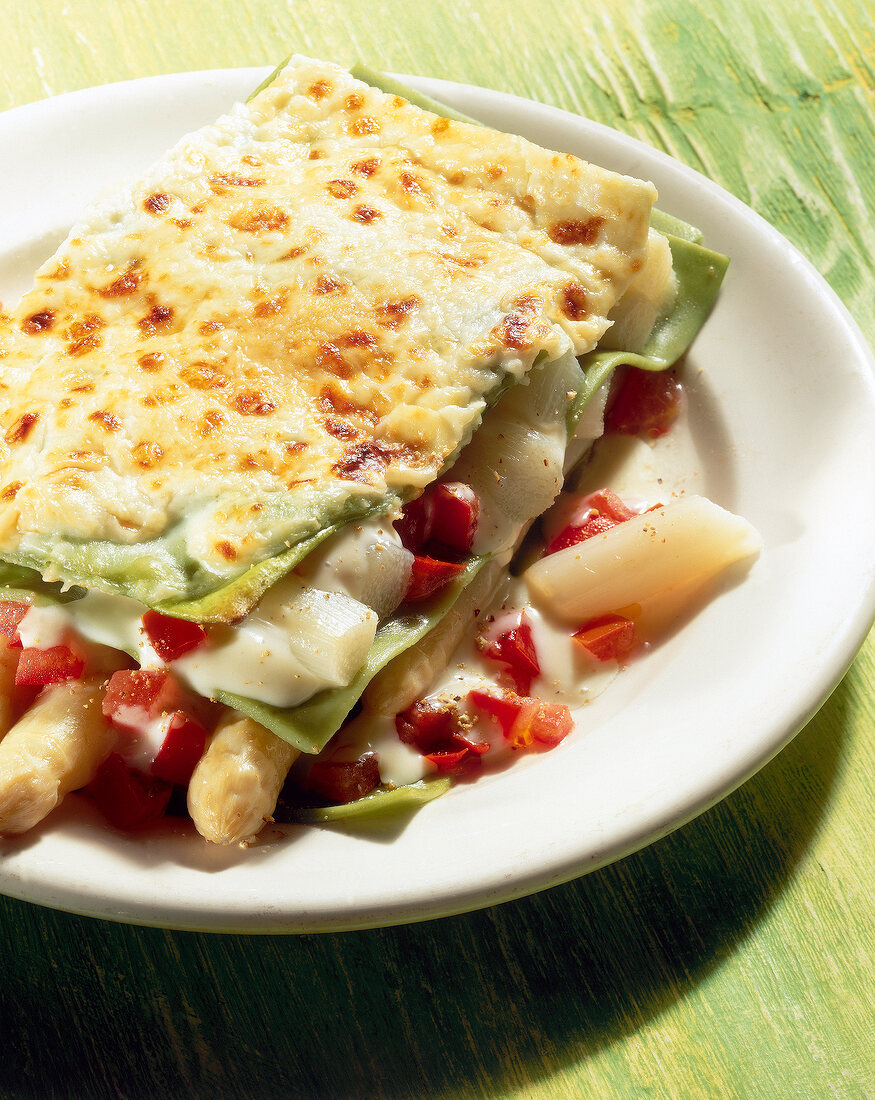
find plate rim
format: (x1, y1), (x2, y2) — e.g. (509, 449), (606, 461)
(0, 66), (873, 933)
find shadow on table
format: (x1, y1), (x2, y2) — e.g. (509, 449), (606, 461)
(0, 679), (849, 1100)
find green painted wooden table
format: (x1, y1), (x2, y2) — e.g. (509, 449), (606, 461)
(1, 2), (873, 1097)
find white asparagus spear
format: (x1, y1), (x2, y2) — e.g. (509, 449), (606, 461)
(524, 495), (762, 625)
(364, 558), (507, 716)
(0, 679), (115, 834)
(188, 713), (300, 845)
(0, 637), (19, 740)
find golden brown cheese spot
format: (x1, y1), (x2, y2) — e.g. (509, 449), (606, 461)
(318, 384), (379, 426)
(179, 362), (229, 390)
(350, 116), (380, 136)
(141, 385), (181, 408)
(4, 412), (38, 445)
(234, 391), (275, 416)
(132, 440), (163, 468)
(137, 304), (174, 338)
(70, 383), (95, 393)
(521, 195), (537, 215)
(21, 310), (55, 335)
(45, 260), (70, 280)
(344, 92), (364, 111)
(629, 257), (643, 274)
(171, 218), (193, 229)
(499, 297), (540, 350)
(375, 296), (419, 329)
(198, 319), (225, 334)
(561, 282), (589, 320)
(238, 451), (274, 471)
(440, 222), (457, 239)
(138, 351), (165, 372)
(440, 252), (484, 270)
(88, 409), (121, 432)
(342, 329), (377, 351)
(230, 207), (289, 234)
(351, 157), (380, 177)
(252, 292), (287, 318)
(431, 117), (450, 136)
(548, 216), (604, 246)
(144, 193), (171, 216)
(399, 169), (429, 201)
(308, 149), (326, 161)
(324, 419), (359, 440)
(486, 164), (504, 181)
(284, 440), (307, 456)
(66, 314), (104, 356)
(313, 275), (345, 295)
(216, 540), (238, 562)
(0, 481), (22, 501)
(332, 441), (391, 483)
(316, 342), (351, 379)
(199, 409), (224, 437)
(307, 79), (333, 100)
(97, 266), (142, 298)
(326, 179), (358, 200)
(241, 155), (262, 168)
(209, 173), (266, 193)
(280, 246), (308, 261)
(351, 204), (382, 224)
(448, 171), (466, 185)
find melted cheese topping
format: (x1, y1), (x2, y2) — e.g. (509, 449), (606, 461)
(0, 56), (655, 607)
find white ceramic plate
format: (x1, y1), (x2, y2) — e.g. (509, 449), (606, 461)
(0, 69), (873, 932)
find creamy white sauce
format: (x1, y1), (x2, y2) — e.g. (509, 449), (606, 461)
(116, 712), (172, 773)
(17, 604), (70, 649)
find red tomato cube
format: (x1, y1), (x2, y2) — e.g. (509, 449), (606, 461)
(307, 752), (381, 804)
(405, 555), (466, 601)
(606, 366), (683, 438)
(141, 610), (208, 663)
(14, 644), (85, 686)
(150, 712), (209, 786)
(481, 614), (541, 695)
(87, 753), (172, 830)
(102, 669), (191, 733)
(573, 614), (638, 663)
(545, 488), (636, 556)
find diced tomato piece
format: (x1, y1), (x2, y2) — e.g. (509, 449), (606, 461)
(429, 483), (479, 554)
(529, 702), (574, 746)
(405, 555), (466, 601)
(86, 752), (172, 830)
(606, 366), (683, 438)
(141, 610), (208, 663)
(424, 731), (489, 773)
(0, 601), (29, 647)
(468, 689), (573, 751)
(395, 697), (458, 750)
(14, 644), (85, 686)
(545, 488), (635, 555)
(482, 614), (541, 695)
(395, 482), (480, 555)
(396, 698), (489, 771)
(150, 712), (209, 786)
(573, 614), (639, 663)
(394, 494), (433, 553)
(307, 751), (381, 804)
(101, 669), (193, 733)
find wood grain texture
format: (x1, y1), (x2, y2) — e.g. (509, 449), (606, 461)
(0, 1), (873, 1098)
